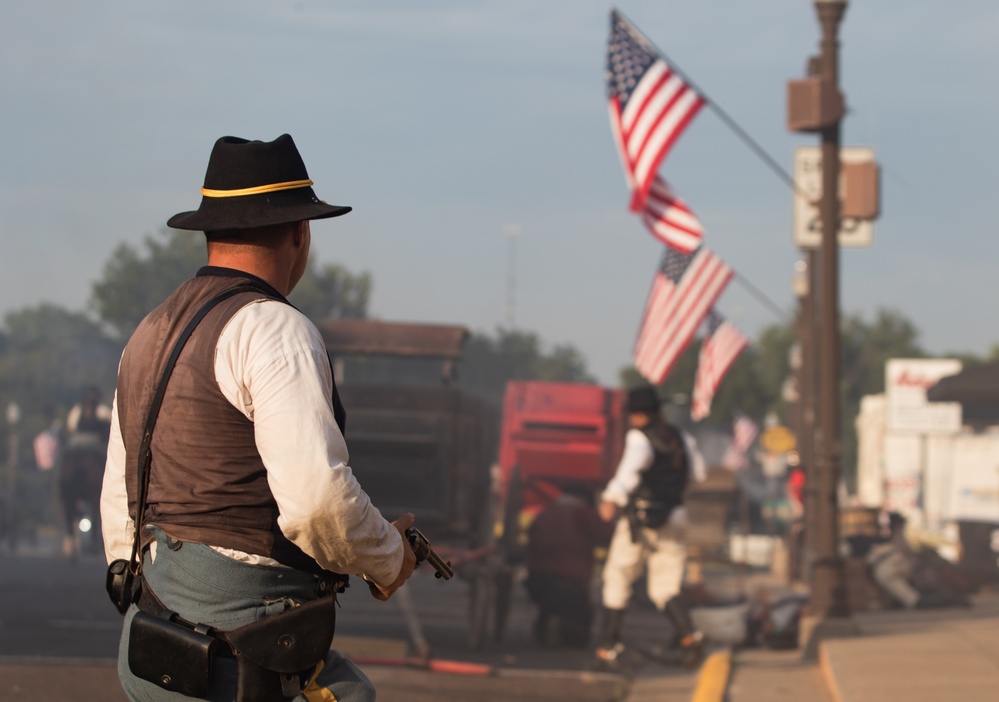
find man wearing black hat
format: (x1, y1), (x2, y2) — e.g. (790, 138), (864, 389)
(594, 385), (706, 669)
(100, 135), (416, 701)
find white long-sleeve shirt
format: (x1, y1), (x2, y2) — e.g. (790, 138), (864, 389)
(600, 426), (706, 528)
(100, 298), (405, 586)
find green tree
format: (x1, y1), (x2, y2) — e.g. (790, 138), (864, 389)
(284, 262), (370, 323)
(840, 308), (923, 403)
(91, 229), (207, 339)
(90, 228), (371, 339)
(0, 304), (120, 411)
(457, 328), (595, 405)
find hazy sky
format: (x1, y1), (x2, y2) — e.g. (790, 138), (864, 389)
(2, 1), (996, 385)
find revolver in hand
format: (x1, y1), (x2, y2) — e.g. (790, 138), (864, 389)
(406, 527), (453, 580)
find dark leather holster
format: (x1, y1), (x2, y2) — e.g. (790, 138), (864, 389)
(131, 576), (339, 701)
(128, 608), (218, 697)
(225, 594), (338, 702)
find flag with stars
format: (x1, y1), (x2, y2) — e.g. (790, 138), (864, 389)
(607, 10), (706, 212)
(691, 310), (749, 421)
(641, 174), (704, 253)
(633, 246), (733, 384)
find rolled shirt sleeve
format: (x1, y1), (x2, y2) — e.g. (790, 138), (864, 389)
(600, 425), (706, 529)
(215, 300), (404, 585)
(600, 428), (654, 507)
(100, 390), (134, 564)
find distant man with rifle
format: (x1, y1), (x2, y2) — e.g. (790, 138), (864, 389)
(101, 134), (418, 701)
(594, 385), (706, 669)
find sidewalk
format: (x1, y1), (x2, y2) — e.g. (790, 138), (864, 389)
(660, 591), (999, 702)
(819, 592), (999, 702)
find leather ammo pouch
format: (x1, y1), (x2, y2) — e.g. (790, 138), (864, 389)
(225, 594), (338, 702)
(129, 577), (338, 702)
(128, 609), (217, 697)
(630, 498), (672, 529)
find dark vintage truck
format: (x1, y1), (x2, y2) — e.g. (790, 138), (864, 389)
(317, 318), (502, 648)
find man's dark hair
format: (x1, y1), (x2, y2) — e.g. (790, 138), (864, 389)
(204, 222), (297, 248)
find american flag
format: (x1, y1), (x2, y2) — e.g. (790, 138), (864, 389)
(633, 246), (733, 384)
(691, 311), (749, 421)
(641, 174), (704, 253)
(722, 414), (759, 470)
(607, 10), (706, 212)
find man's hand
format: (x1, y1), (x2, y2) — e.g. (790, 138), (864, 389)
(368, 513), (418, 601)
(598, 500), (620, 523)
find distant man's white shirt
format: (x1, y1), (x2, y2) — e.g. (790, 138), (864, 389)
(600, 426), (706, 528)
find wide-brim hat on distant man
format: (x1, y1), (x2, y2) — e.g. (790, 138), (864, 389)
(626, 385), (662, 415)
(167, 134), (351, 232)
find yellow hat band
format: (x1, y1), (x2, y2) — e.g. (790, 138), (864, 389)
(201, 179), (314, 198)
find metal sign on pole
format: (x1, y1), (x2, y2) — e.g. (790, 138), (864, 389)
(793, 146), (876, 248)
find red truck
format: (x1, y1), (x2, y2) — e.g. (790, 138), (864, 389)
(495, 380), (627, 560)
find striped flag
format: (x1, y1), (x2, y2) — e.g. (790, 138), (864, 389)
(607, 10), (706, 212)
(633, 246), (733, 384)
(722, 414), (759, 470)
(691, 311), (749, 421)
(641, 174), (704, 253)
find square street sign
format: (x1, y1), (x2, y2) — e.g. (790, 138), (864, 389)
(793, 146), (875, 248)
(885, 358), (963, 434)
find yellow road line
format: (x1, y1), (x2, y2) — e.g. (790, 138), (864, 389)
(691, 649), (732, 702)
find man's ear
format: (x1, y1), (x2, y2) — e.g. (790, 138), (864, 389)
(291, 220), (308, 247)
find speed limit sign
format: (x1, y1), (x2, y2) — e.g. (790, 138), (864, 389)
(793, 146), (875, 248)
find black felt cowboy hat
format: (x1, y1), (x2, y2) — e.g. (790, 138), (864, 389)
(167, 134), (351, 231)
(626, 385), (663, 414)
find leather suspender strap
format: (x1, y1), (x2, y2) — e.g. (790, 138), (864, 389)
(126, 283), (271, 576)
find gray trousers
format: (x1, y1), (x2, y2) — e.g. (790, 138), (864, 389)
(867, 543), (920, 609)
(117, 526), (375, 702)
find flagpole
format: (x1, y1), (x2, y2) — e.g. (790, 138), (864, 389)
(614, 8), (809, 201)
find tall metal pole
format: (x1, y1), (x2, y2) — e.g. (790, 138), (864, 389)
(811, 0), (850, 618)
(797, 252), (819, 583)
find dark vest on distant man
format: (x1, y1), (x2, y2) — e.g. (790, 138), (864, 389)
(631, 422), (690, 520)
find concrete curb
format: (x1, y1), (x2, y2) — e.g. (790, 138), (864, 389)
(690, 649), (732, 702)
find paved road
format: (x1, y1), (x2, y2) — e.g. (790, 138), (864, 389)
(0, 547), (696, 701)
(0, 552), (120, 662)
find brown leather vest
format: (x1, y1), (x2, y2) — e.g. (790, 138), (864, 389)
(117, 269), (342, 572)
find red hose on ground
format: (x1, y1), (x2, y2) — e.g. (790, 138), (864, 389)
(351, 655), (495, 676)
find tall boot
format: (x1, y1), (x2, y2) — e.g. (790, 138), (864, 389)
(594, 607), (626, 669)
(598, 607), (625, 648)
(663, 596), (695, 640)
(663, 596), (703, 669)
